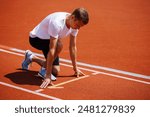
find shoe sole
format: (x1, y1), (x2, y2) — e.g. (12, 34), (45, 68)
(22, 50), (31, 70)
(21, 50), (29, 70)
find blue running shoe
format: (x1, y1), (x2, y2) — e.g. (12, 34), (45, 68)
(38, 67), (57, 81)
(22, 50), (34, 70)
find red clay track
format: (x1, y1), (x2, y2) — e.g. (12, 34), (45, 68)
(0, 0), (150, 100)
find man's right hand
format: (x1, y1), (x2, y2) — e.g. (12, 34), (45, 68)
(40, 78), (53, 88)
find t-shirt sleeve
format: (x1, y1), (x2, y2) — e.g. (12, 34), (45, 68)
(71, 29), (79, 37)
(48, 21), (60, 39)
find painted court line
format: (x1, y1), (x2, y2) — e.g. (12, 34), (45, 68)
(0, 81), (61, 100)
(0, 44), (149, 79)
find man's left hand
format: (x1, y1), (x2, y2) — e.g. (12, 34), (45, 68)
(74, 69), (86, 77)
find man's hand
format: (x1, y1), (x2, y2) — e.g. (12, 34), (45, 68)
(40, 78), (53, 88)
(74, 69), (86, 77)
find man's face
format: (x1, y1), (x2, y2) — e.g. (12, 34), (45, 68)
(70, 15), (85, 29)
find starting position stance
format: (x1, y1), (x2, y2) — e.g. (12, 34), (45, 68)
(22, 8), (89, 88)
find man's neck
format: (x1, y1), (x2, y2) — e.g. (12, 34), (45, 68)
(66, 15), (71, 29)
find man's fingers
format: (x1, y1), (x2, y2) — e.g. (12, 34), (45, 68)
(74, 72), (79, 77)
(74, 70), (86, 77)
(77, 73), (79, 78)
(44, 82), (49, 88)
(40, 82), (46, 88)
(40, 79), (52, 88)
(79, 71), (86, 76)
(50, 82), (54, 86)
(40, 80), (46, 88)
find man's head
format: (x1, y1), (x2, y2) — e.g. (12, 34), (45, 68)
(67, 8), (89, 29)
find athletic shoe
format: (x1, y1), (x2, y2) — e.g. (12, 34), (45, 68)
(38, 67), (57, 81)
(22, 50), (34, 70)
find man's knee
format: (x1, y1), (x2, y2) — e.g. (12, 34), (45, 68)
(52, 65), (60, 76)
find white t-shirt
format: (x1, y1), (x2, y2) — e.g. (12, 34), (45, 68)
(30, 12), (78, 40)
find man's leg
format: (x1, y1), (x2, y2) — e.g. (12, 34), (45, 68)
(37, 39), (63, 76)
(32, 56), (46, 67)
(52, 39), (63, 76)
(27, 37), (47, 68)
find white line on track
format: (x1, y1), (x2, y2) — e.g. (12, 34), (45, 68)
(48, 87), (64, 89)
(1, 44), (149, 79)
(60, 63), (99, 73)
(0, 48), (150, 85)
(0, 48), (99, 75)
(0, 49), (24, 57)
(0, 81), (61, 100)
(48, 75), (90, 88)
(34, 89), (44, 93)
(60, 58), (150, 79)
(35, 87), (64, 91)
(97, 71), (150, 85)
(49, 72), (150, 88)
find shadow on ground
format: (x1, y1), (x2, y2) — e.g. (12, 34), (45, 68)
(4, 69), (42, 86)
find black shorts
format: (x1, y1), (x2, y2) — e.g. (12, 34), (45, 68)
(29, 36), (59, 65)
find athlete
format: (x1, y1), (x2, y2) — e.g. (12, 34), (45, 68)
(22, 8), (89, 88)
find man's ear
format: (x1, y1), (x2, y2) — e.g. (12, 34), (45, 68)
(71, 15), (75, 20)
